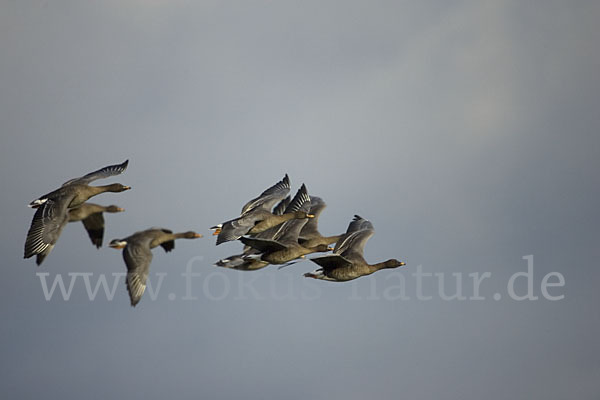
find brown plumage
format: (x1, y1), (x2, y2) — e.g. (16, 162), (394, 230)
(109, 228), (203, 307)
(304, 215), (405, 282)
(240, 237), (331, 265)
(211, 175), (315, 245)
(239, 185), (332, 265)
(216, 196), (291, 271)
(24, 160), (130, 265)
(247, 211), (314, 235)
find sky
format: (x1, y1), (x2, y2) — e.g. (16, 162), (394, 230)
(1, 1), (599, 399)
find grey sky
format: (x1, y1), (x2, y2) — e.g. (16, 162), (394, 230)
(1, 1), (599, 399)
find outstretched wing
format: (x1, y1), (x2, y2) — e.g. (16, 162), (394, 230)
(240, 174), (290, 215)
(272, 196), (291, 216)
(333, 215), (375, 257)
(283, 184), (310, 214)
(63, 160), (129, 186)
(24, 198), (70, 265)
(273, 184), (311, 245)
(123, 242), (153, 307)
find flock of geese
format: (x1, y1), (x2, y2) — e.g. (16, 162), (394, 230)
(24, 160), (406, 306)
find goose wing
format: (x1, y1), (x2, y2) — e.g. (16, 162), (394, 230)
(239, 236), (288, 253)
(123, 240), (153, 307)
(80, 212), (105, 248)
(240, 198), (290, 251)
(272, 184), (311, 246)
(62, 160), (129, 186)
(271, 196), (291, 216)
(309, 254), (353, 271)
(299, 195), (326, 240)
(240, 174), (290, 215)
(216, 213), (263, 245)
(24, 197), (71, 265)
(333, 215), (375, 257)
(151, 228), (175, 252)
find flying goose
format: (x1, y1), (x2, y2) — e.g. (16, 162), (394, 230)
(304, 215), (405, 281)
(109, 228), (203, 306)
(24, 160), (130, 265)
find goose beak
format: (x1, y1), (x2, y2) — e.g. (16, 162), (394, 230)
(327, 246), (334, 251)
(400, 262), (406, 266)
(123, 186), (132, 190)
(193, 233), (203, 238)
(116, 207), (125, 212)
(109, 243), (126, 249)
(212, 229), (221, 236)
(307, 214), (315, 218)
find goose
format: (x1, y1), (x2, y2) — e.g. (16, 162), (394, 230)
(211, 174), (313, 245)
(24, 160), (130, 265)
(239, 185), (332, 265)
(67, 203), (125, 248)
(109, 228), (203, 306)
(304, 215), (405, 281)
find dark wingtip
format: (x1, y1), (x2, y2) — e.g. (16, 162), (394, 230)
(300, 184), (310, 201)
(129, 294), (140, 307)
(117, 159), (129, 173)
